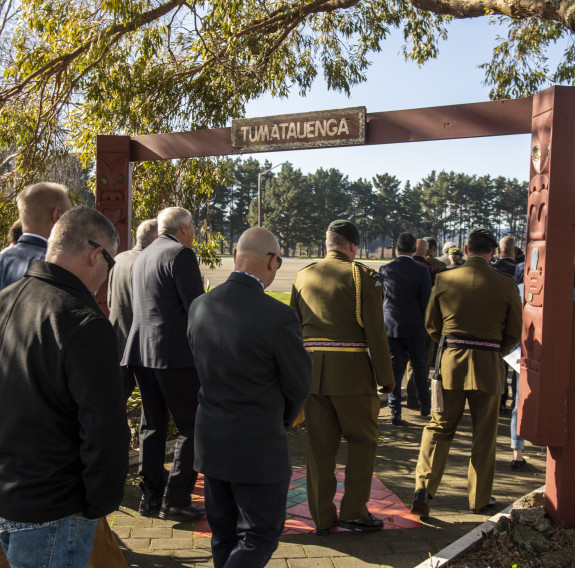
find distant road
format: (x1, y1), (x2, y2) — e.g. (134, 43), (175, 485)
(201, 256), (387, 293)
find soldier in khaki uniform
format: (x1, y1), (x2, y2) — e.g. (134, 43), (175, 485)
(411, 228), (522, 518)
(423, 236), (447, 271)
(290, 220), (394, 534)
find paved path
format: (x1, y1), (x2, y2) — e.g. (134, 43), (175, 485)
(201, 257), (386, 293)
(111, 403), (547, 567)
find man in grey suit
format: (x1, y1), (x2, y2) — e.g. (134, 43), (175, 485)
(380, 232), (432, 425)
(107, 218), (158, 401)
(123, 207), (205, 521)
(188, 227), (312, 568)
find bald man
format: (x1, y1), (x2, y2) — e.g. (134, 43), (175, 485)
(188, 228), (312, 568)
(0, 182), (71, 290)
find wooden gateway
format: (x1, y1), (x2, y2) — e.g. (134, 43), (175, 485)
(96, 86), (575, 526)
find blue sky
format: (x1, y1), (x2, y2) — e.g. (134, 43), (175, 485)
(240, 17), (559, 187)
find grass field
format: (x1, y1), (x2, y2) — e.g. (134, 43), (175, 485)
(266, 291), (291, 305)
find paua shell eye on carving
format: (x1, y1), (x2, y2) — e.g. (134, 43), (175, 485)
(99, 176), (108, 185)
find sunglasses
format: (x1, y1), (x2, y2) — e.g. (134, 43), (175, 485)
(267, 252), (282, 268)
(88, 240), (115, 272)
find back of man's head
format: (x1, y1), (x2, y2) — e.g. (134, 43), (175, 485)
(467, 227), (497, 255)
(397, 232), (416, 254)
(499, 235), (515, 258)
(235, 227), (281, 288)
(17, 182), (71, 235)
(325, 220), (359, 253)
(157, 207), (192, 235)
(423, 236), (437, 253)
(136, 219), (159, 248)
(415, 239), (429, 257)
(7, 219), (22, 246)
(48, 207), (119, 257)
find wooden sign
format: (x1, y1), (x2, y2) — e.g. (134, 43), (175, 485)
(231, 107), (366, 152)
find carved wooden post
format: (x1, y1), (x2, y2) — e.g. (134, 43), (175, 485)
(95, 135), (132, 314)
(520, 86), (575, 526)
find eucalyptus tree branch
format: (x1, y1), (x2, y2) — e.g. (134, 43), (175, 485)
(408, 0), (575, 32)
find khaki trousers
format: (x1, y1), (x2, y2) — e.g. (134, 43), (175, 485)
(305, 393), (379, 529)
(415, 389), (500, 510)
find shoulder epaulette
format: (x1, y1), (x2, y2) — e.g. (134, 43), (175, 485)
(299, 261), (318, 271)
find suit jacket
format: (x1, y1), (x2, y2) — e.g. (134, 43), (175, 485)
(188, 272), (312, 484)
(491, 256), (517, 277)
(0, 234), (47, 290)
(425, 255), (522, 394)
(379, 256), (432, 338)
(122, 235), (203, 369)
(290, 251), (394, 396)
(107, 244), (142, 357)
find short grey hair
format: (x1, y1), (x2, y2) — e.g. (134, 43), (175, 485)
(157, 207), (192, 236)
(135, 219), (158, 248)
(48, 207), (119, 256)
(326, 230), (347, 251)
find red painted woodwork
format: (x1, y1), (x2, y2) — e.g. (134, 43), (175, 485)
(129, 99), (533, 162)
(519, 87), (575, 526)
(95, 135), (132, 314)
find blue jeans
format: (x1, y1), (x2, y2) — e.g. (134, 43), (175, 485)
(0, 514), (98, 568)
(510, 372), (525, 451)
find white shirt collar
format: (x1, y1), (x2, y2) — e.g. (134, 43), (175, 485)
(22, 232), (48, 243)
(233, 270), (265, 290)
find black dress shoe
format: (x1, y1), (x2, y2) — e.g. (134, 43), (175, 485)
(338, 512), (383, 532)
(159, 503), (206, 520)
(510, 459), (527, 471)
(315, 517), (338, 536)
(470, 497), (497, 514)
(138, 495), (162, 517)
(411, 489), (430, 518)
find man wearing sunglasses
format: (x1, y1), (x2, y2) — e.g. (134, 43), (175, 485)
(122, 207), (206, 522)
(0, 207), (129, 568)
(188, 227), (311, 568)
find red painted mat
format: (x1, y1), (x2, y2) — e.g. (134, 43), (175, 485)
(188, 468), (421, 537)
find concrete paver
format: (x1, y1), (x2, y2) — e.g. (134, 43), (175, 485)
(114, 258), (546, 567)
(112, 399), (546, 567)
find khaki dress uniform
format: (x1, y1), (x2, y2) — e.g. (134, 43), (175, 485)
(426, 255), (447, 271)
(291, 250), (394, 528)
(415, 255), (522, 509)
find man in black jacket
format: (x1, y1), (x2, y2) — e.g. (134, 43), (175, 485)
(188, 227), (312, 568)
(0, 207), (129, 568)
(380, 232), (432, 425)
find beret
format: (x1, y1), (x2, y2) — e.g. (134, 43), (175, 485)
(448, 247), (463, 256)
(467, 227), (497, 247)
(327, 219), (360, 245)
